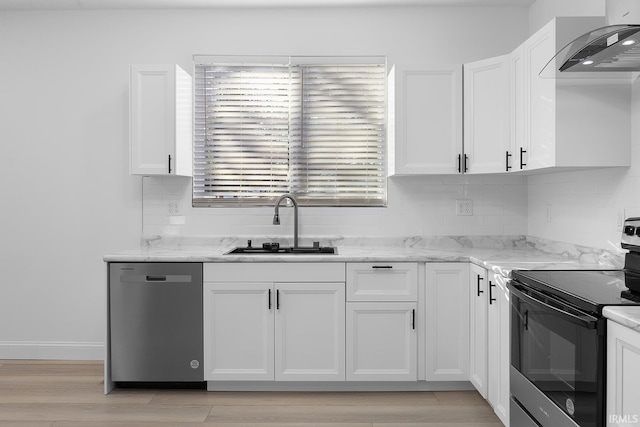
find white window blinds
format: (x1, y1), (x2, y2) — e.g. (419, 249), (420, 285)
(193, 56), (387, 207)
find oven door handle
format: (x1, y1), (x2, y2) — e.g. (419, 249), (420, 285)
(510, 284), (598, 329)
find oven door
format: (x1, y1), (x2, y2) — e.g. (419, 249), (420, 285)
(509, 282), (604, 427)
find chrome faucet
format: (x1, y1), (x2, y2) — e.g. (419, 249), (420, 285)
(273, 193), (299, 248)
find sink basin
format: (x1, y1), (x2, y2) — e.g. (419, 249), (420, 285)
(225, 246), (337, 255)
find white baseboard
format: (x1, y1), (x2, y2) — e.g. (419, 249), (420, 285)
(0, 341), (104, 360)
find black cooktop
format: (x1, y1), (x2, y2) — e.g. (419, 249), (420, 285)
(511, 269), (640, 315)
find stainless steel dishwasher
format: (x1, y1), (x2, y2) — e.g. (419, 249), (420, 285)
(109, 263), (203, 383)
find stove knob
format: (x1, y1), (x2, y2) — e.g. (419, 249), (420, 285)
(635, 228), (640, 237)
(625, 225), (636, 236)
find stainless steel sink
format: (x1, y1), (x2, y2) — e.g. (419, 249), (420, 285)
(225, 244), (337, 255)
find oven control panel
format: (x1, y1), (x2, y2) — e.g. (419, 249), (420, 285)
(622, 217), (640, 250)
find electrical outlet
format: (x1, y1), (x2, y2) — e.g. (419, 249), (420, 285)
(167, 202), (180, 215)
(456, 199), (473, 216)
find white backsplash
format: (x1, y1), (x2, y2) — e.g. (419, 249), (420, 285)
(142, 174), (528, 242)
(527, 80), (640, 252)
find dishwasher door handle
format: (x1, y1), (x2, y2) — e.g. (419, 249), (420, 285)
(146, 275), (167, 282)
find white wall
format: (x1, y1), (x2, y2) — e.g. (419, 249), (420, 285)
(528, 0), (604, 34)
(525, 0), (639, 251)
(0, 6), (528, 359)
(139, 6), (530, 242)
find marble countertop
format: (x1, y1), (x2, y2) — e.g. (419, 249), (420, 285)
(603, 306), (640, 331)
(104, 243), (609, 278)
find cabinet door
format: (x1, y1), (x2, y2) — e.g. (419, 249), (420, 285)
(425, 263), (470, 381)
(469, 263), (488, 398)
(203, 282), (274, 381)
(464, 55), (510, 174)
(523, 21), (556, 170)
(391, 64), (462, 175)
(509, 44), (528, 171)
(607, 320), (640, 427)
(130, 64), (192, 176)
(275, 282), (345, 381)
(487, 273), (509, 426)
(346, 302), (417, 381)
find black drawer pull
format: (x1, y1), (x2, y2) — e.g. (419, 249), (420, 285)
(372, 265), (393, 269)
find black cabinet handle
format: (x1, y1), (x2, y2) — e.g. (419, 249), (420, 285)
(520, 147), (527, 169)
(489, 280), (497, 305)
(524, 310), (529, 330)
(477, 275), (484, 296)
(276, 289), (280, 310)
(168, 154), (172, 174)
(268, 288), (272, 310)
(412, 309), (416, 330)
(464, 154), (469, 173)
(145, 275), (166, 282)
(506, 151), (512, 171)
(372, 265), (393, 269)
(458, 154), (462, 173)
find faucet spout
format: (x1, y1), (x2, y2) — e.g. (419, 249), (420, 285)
(273, 193), (299, 248)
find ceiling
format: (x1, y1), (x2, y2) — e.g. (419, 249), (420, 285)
(0, 0), (536, 10)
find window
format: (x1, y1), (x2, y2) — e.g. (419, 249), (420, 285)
(193, 56), (387, 207)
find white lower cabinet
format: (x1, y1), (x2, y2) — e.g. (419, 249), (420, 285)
(425, 263), (470, 381)
(203, 282), (274, 381)
(607, 320), (640, 427)
(469, 263), (488, 397)
(487, 272), (510, 426)
(345, 262), (419, 381)
(275, 282), (345, 381)
(469, 265), (510, 426)
(346, 302), (417, 381)
(203, 263), (345, 382)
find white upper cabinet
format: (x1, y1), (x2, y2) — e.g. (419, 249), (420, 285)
(463, 55), (510, 174)
(130, 64), (193, 176)
(521, 17), (630, 171)
(389, 64), (463, 175)
(509, 44), (528, 172)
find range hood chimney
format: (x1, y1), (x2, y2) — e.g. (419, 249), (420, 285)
(540, 0), (640, 79)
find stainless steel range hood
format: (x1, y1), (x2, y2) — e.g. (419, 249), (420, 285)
(540, 0), (640, 79)
(540, 25), (640, 79)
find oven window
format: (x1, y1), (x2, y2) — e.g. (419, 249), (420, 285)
(511, 291), (600, 426)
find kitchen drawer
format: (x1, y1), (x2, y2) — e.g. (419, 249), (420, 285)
(346, 263), (418, 301)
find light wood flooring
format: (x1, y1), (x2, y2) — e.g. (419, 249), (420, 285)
(0, 360), (503, 427)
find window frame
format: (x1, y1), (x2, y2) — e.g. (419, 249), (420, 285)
(192, 55), (388, 208)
